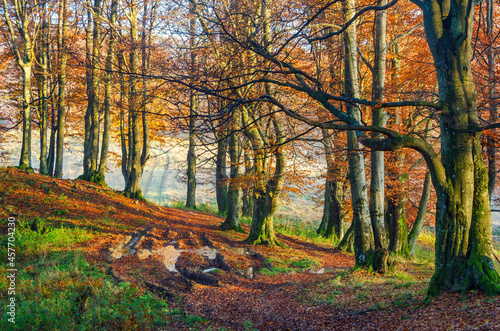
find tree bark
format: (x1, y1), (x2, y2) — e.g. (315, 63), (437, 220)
(417, 0), (500, 296)
(343, 0), (383, 271)
(404, 171), (431, 257)
(124, 0), (144, 200)
(220, 111), (244, 232)
(317, 129), (344, 240)
(55, 0), (69, 178)
(215, 131), (229, 215)
(186, 0), (198, 208)
(369, 0), (388, 255)
(486, 0), (497, 198)
(98, 0), (117, 181)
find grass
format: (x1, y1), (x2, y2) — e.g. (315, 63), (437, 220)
(1, 218), (94, 258)
(257, 257), (321, 276)
(0, 215), (214, 330)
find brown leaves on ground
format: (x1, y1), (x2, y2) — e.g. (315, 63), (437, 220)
(1, 167), (499, 330)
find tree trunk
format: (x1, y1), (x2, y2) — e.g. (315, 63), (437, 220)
(98, 0), (117, 181)
(36, 15), (49, 175)
(486, 0), (497, 198)
(404, 171), (431, 257)
(244, 146), (286, 246)
(338, 221), (354, 252)
(55, 0), (69, 178)
(20, 65), (33, 170)
(220, 112), (244, 232)
(343, 0), (385, 271)
(124, 0), (144, 200)
(369, 0), (388, 255)
(186, 93), (197, 208)
(215, 133), (229, 215)
(186, 1), (197, 208)
(241, 141), (254, 217)
(318, 129), (344, 240)
(82, 0), (102, 182)
(420, 0), (500, 296)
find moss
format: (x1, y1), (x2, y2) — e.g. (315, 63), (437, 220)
(77, 172), (108, 187)
(16, 164), (34, 172)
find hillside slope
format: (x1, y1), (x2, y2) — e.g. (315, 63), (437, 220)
(1, 167), (499, 330)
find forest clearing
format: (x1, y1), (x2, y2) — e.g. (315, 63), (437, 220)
(0, 167), (499, 330)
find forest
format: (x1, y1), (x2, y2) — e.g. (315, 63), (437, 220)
(0, 0), (499, 329)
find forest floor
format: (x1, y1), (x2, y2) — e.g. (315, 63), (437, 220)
(1, 167), (500, 330)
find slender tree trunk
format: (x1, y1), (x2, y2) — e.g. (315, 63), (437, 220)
(55, 0), (69, 178)
(36, 13), (49, 175)
(369, 0), (388, 257)
(98, 0), (117, 180)
(404, 171), (431, 257)
(486, 0), (497, 198)
(242, 140), (254, 217)
(20, 65), (33, 170)
(186, 1), (197, 208)
(124, 0), (144, 200)
(216, 130), (229, 215)
(343, 0), (380, 270)
(186, 94), (197, 207)
(118, 52), (129, 181)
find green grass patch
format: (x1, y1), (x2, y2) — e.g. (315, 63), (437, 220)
(1, 218), (93, 258)
(0, 250), (208, 330)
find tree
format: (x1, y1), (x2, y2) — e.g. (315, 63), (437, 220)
(55, 0), (69, 178)
(203, 0), (500, 295)
(2, 0), (41, 170)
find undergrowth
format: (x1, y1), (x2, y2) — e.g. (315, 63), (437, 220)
(0, 216), (213, 330)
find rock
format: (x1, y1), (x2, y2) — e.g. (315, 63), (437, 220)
(203, 268), (219, 273)
(195, 246), (218, 260)
(308, 268), (325, 274)
(245, 267), (254, 279)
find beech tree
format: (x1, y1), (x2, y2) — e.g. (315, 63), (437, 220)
(2, 0), (41, 170)
(199, 0), (500, 296)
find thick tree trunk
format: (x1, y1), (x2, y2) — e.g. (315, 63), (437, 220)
(386, 193), (407, 253)
(421, 0), (500, 296)
(244, 147), (286, 246)
(318, 129), (344, 240)
(220, 115), (244, 232)
(338, 221), (354, 252)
